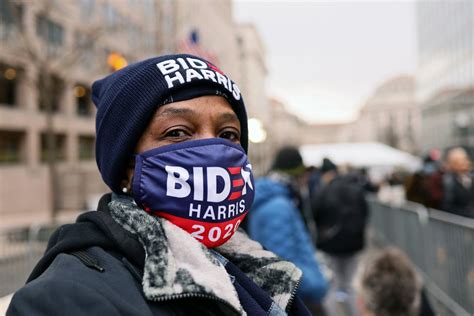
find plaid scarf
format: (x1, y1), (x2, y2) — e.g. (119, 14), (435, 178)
(108, 195), (302, 315)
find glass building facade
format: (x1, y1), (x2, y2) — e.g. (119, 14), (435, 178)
(416, 0), (474, 152)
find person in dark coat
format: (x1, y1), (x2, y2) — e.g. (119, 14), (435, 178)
(405, 154), (443, 209)
(311, 158), (369, 316)
(312, 159), (368, 256)
(442, 147), (474, 218)
(7, 54), (310, 316)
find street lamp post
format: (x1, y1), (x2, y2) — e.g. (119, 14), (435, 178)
(248, 118), (267, 176)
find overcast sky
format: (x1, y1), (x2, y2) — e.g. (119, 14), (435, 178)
(233, 0), (417, 123)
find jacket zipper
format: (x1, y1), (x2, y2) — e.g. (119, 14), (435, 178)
(121, 256), (241, 315)
(152, 292), (241, 316)
(285, 278), (301, 314)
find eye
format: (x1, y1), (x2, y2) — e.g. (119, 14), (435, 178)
(219, 129), (240, 142)
(164, 128), (191, 139)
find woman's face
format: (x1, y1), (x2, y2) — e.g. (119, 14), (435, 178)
(123, 95), (241, 188)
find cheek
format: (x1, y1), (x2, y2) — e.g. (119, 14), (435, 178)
(135, 129), (169, 153)
(126, 167), (134, 186)
(135, 130), (156, 152)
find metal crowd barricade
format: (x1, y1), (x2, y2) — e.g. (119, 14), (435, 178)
(0, 225), (54, 297)
(368, 197), (474, 316)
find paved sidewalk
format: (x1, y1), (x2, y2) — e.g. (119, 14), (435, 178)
(0, 294), (12, 315)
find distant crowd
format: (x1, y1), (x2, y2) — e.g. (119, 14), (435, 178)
(384, 146), (474, 218)
(244, 144), (473, 315)
(245, 146), (435, 316)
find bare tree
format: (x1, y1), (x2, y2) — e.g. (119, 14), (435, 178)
(3, 0), (129, 221)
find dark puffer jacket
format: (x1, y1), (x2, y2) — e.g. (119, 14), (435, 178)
(442, 172), (474, 218)
(312, 176), (369, 255)
(7, 194), (310, 316)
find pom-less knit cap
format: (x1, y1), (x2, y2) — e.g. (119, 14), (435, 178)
(92, 54), (248, 193)
(320, 158), (337, 174)
(271, 146), (305, 176)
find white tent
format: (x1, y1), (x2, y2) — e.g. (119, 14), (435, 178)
(300, 142), (422, 172)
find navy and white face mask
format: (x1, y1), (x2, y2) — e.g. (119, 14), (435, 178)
(132, 138), (255, 248)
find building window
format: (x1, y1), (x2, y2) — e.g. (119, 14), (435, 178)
(0, 64), (17, 106)
(80, 0), (94, 19)
(127, 23), (140, 48)
(144, 0), (156, 17)
(103, 3), (119, 28)
(40, 133), (66, 162)
(36, 14), (63, 48)
(75, 84), (92, 116)
(38, 73), (64, 113)
(0, 130), (24, 164)
(0, 0), (22, 29)
(75, 32), (94, 68)
(0, 0), (14, 26)
(78, 135), (95, 160)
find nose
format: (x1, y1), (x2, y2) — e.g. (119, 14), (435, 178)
(194, 118), (219, 140)
(195, 129), (218, 140)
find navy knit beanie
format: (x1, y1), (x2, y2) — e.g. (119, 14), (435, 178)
(92, 54), (248, 194)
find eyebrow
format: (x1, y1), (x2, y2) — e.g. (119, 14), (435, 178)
(217, 112), (239, 123)
(158, 107), (238, 122)
(158, 107), (196, 117)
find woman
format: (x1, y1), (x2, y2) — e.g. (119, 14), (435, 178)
(7, 54), (310, 316)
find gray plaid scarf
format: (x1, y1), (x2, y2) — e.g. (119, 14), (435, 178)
(108, 195), (302, 315)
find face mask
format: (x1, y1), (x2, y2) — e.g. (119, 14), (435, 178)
(132, 138), (255, 248)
